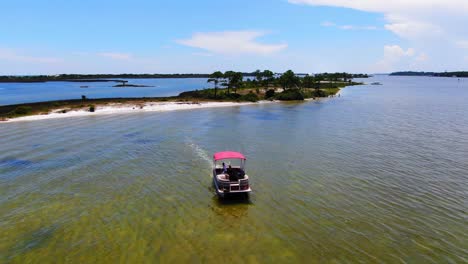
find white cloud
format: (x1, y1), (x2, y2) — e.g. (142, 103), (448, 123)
(374, 45), (432, 72)
(456, 40), (468, 49)
(177, 31), (287, 55)
(321, 21), (377, 30)
(97, 52), (132, 60)
(339, 25), (377, 30)
(383, 15), (443, 39)
(320, 21), (335, 27)
(192, 52), (214, 57)
(375, 45), (419, 72)
(289, 0), (468, 14)
(71, 51), (90, 56)
(292, 0), (468, 71)
(339, 25), (353, 30)
(289, 0), (468, 40)
(416, 53), (429, 62)
(384, 45), (415, 59)
(0, 48), (62, 63)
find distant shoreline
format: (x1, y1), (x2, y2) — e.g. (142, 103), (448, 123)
(390, 71), (468, 78)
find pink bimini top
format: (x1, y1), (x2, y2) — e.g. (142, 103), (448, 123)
(213, 151), (246, 161)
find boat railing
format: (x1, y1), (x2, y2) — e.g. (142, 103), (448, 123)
(239, 179), (249, 190)
(217, 177), (249, 192)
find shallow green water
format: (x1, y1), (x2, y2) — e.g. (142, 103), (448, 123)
(1, 76), (467, 263)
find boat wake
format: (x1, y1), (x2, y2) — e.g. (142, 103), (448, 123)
(185, 138), (212, 168)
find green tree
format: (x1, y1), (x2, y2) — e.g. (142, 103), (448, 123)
(314, 75), (325, 97)
(302, 74), (315, 88)
(227, 72), (243, 94)
(207, 71), (224, 98)
(223, 71), (235, 94)
(279, 70), (300, 90)
(342, 72), (348, 82)
(254, 69), (263, 86)
(262, 70), (274, 91)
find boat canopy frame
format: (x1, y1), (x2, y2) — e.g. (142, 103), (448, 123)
(213, 151), (246, 170)
(213, 151), (246, 161)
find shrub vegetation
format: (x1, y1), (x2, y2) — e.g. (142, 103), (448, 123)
(265, 89), (276, 99)
(239, 92), (259, 102)
(14, 106), (32, 115)
(275, 89), (304, 101)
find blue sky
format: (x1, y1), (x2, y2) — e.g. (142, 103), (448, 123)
(1, 0), (467, 74)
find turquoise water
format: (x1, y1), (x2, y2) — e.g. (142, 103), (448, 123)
(0, 78), (210, 105)
(0, 76), (467, 262)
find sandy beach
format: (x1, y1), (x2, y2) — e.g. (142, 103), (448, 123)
(1, 91), (344, 123)
(2, 101), (263, 123)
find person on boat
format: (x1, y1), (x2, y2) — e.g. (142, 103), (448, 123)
(222, 162), (227, 173)
(227, 165), (238, 181)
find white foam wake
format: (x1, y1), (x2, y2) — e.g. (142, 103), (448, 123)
(185, 138), (212, 168)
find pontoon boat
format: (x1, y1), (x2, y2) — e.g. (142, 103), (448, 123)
(213, 151), (251, 198)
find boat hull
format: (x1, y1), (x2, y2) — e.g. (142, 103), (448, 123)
(213, 171), (251, 198)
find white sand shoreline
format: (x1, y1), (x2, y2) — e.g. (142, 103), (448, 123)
(1, 89), (343, 123)
(1, 101), (266, 123)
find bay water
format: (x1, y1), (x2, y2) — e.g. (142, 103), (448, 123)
(0, 76), (467, 262)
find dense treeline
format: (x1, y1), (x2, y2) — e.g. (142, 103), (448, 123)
(180, 69), (363, 101)
(0, 72), (369, 83)
(390, 71), (468, 77)
(0, 72), (261, 83)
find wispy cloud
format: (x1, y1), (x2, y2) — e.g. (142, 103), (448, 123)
(290, 0), (468, 40)
(71, 51), (90, 56)
(177, 31), (287, 55)
(384, 45), (415, 58)
(320, 21), (335, 27)
(375, 45), (430, 72)
(293, 0), (468, 71)
(321, 21), (377, 31)
(339, 25), (377, 30)
(383, 17), (442, 39)
(415, 53), (429, 62)
(97, 52), (132, 60)
(192, 52), (214, 57)
(0, 48), (62, 63)
(456, 40), (468, 49)
(289, 0), (468, 15)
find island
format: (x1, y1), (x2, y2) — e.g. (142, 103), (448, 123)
(0, 70), (365, 121)
(111, 80), (154, 87)
(390, 71), (468, 78)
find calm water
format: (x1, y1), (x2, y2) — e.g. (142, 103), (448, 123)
(0, 78), (210, 105)
(0, 76), (467, 263)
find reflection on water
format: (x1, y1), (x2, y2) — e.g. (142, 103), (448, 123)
(0, 76), (467, 262)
